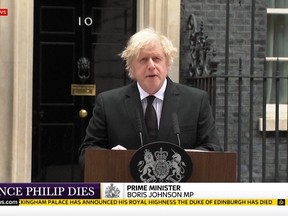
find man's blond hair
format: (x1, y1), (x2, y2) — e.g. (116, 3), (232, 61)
(120, 28), (177, 79)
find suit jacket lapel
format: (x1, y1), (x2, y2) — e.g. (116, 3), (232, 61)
(123, 78), (180, 144)
(157, 78), (180, 141)
(123, 82), (149, 144)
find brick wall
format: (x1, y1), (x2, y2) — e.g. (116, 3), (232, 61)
(180, 0), (287, 182)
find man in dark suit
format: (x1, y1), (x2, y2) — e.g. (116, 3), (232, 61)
(78, 28), (222, 168)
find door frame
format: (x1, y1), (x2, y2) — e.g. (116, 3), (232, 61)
(2, 0), (180, 182)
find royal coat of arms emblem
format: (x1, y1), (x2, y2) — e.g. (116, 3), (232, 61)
(130, 142), (193, 182)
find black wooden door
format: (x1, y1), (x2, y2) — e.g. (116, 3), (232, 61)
(32, 0), (136, 182)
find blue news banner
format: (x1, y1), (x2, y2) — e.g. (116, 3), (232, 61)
(0, 183), (100, 206)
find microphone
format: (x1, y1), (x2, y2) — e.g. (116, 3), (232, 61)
(136, 110), (144, 147)
(172, 112), (181, 148)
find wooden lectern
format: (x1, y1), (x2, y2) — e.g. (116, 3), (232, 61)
(84, 149), (237, 182)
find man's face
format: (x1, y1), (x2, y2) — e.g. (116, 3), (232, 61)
(131, 43), (169, 95)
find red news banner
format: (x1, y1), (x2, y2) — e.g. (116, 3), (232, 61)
(0, 8), (8, 16)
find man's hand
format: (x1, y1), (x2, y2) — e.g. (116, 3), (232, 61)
(111, 145), (127, 150)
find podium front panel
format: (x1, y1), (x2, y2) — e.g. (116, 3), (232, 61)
(84, 149), (237, 182)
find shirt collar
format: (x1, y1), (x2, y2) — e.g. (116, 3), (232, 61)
(137, 78), (167, 101)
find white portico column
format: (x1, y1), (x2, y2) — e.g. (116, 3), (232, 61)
(0, 0), (33, 182)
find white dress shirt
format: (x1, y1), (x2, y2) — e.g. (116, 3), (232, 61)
(137, 79), (167, 129)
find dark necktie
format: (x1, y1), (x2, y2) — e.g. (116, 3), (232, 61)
(145, 95), (158, 142)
